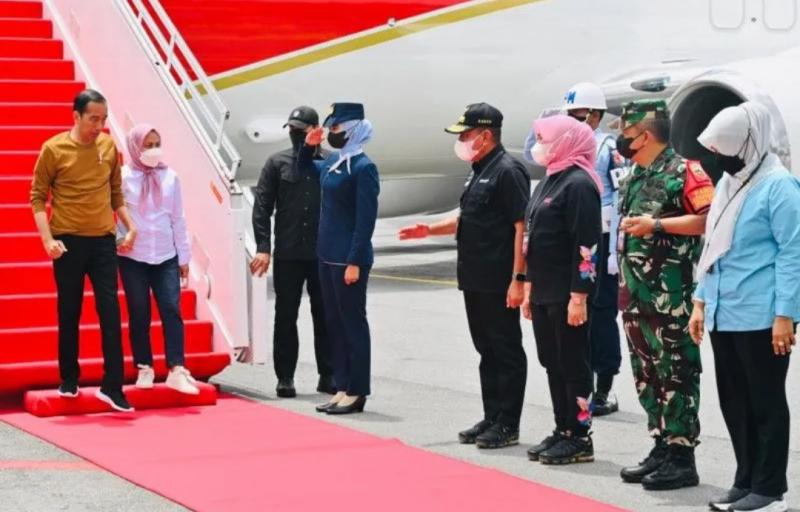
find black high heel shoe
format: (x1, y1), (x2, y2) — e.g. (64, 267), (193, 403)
(326, 396), (366, 415)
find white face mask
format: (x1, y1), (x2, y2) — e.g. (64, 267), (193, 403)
(140, 147), (163, 168)
(531, 142), (551, 166)
(454, 137), (481, 162)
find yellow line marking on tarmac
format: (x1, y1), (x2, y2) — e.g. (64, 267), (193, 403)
(371, 273), (458, 287)
(209, 0), (543, 90)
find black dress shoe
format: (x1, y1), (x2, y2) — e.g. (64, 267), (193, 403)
(620, 437), (668, 483)
(315, 401), (339, 413)
(276, 379), (296, 398)
(458, 419), (494, 444)
(316, 375), (336, 395)
(326, 396), (366, 415)
(641, 444), (699, 491)
(475, 423), (519, 449)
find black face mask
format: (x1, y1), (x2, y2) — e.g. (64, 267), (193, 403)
(289, 129), (307, 149)
(616, 132), (644, 160)
(717, 154), (747, 175)
(327, 130), (348, 149)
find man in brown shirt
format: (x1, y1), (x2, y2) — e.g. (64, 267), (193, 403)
(30, 89), (137, 412)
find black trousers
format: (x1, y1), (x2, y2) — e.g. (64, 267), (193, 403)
(590, 233), (621, 377)
(53, 235), (124, 393)
(319, 262), (371, 396)
(532, 302), (593, 436)
(710, 329), (791, 496)
(463, 291), (527, 429)
(272, 258), (331, 381)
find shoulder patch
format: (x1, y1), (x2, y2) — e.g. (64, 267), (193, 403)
(686, 160), (709, 179)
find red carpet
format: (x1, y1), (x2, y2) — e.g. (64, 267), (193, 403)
(24, 383), (217, 417)
(2, 396), (626, 511)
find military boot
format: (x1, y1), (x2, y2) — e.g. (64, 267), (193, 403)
(620, 436), (668, 483)
(641, 444), (699, 490)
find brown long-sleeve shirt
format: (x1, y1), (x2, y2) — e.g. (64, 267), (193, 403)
(30, 132), (124, 237)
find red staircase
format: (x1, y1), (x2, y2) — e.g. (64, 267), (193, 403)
(0, 0), (229, 403)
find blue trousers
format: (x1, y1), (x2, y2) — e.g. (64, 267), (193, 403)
(119, 256), (185, 368)
(318, 262), (371, 396)
(590, 233), (622, 377)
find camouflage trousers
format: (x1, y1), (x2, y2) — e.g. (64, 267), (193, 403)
(622, 312), (701, 445)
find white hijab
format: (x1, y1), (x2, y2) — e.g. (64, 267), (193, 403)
(696, 101), (781, 282)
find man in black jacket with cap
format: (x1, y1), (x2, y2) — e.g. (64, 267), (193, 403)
(251, 106), (334, 398)
(399, 103), (530, 449)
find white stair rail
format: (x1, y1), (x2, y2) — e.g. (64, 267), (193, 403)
(115, 0), (242, 190)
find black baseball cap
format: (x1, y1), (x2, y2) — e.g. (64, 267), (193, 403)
(284, 106), (319, 129)
(445, 103), (503, 134)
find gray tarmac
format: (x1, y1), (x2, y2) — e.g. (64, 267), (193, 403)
(1, 214), (798, 511)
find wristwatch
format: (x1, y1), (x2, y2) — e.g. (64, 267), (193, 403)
(653, 218), (665, 234)
(514, 272), (526, 282)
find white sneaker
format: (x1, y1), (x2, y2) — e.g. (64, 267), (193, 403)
(135, 365), (155, 389)
(178, 366), (198, 385)
(166, 366), (200, 395)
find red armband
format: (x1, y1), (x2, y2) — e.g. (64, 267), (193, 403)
(683, 160), (714, 215)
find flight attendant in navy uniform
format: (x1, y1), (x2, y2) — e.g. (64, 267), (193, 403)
(301, 103), (380, 415)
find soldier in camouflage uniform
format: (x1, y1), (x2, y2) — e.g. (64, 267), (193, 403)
(614, 100), (714, 491)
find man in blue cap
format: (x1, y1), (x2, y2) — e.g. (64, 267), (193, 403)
(251, 106), (334, 398)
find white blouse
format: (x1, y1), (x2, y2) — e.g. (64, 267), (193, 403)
(117, 165), (191, 266)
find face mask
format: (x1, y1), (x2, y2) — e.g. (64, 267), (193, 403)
(289, 129), (307, 148)
(717, 154), (747, 175)
(327, 130), (348, 149)
(616, 132), (644, 160)
(140, 147), (163, 168)
(454, 137), (483, 162)
(531, 142), (552, 166)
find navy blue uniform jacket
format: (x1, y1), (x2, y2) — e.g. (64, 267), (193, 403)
(300, 145), (380, 267)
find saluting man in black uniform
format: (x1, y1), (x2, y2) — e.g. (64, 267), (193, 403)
(251, 106), (334, 398)
(399, 103), (530, 449)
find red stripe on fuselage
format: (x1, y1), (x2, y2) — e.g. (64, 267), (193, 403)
(161, 0), (470, 75)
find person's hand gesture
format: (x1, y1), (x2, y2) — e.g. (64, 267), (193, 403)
(249, 253), (271, 277)
(344, 264), (360, 285)
(44, 239), (67, 259)
(398, 224), (430, 240)
(689, 302), (705, 345)
(772, 316), (795, 356)
(117, 228), (137, 253)
(306, 127), (324, 146)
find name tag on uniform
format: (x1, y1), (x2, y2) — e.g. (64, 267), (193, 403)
(610, 167), (630, 190)
(478, 178), (490, 183)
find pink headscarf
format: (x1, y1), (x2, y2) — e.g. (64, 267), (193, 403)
(532, 115), (603, 193)
(126, 123), (167, 212)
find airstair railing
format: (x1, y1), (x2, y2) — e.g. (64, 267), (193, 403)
(116, 0), (242, 189)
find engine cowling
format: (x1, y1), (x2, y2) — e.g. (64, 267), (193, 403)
(669, 47), (798, 182)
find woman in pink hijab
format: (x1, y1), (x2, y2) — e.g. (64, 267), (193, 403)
(521, 114), (603, 465)
(117, 124), (197, 395)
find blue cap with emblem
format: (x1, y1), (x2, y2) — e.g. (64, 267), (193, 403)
(323, 103), (365, 128)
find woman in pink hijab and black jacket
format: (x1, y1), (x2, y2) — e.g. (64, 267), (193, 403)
(521, 114), (603, 465)
(117, 124), (197, 395)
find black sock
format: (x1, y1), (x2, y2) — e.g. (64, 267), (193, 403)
(596, 374), (614, 395)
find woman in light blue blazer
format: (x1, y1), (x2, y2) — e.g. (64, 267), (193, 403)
(690, 102), (799, 512)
